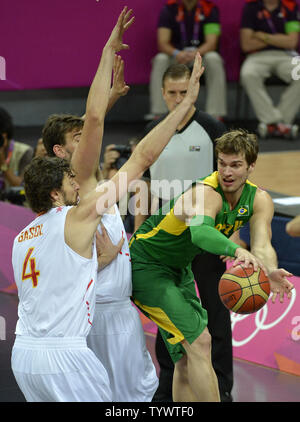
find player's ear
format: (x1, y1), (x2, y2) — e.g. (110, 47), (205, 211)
(53, 144), (66, 159)
(248, 161), (256, 174)
(50, 188), (61, 204)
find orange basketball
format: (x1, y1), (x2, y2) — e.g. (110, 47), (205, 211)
(218, 264), (270, 314)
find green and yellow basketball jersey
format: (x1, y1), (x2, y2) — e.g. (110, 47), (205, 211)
(200, 171), (257, 238)
(130, 171), (257, 268)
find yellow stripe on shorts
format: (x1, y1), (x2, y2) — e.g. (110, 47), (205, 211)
(134, 299), (184, 345)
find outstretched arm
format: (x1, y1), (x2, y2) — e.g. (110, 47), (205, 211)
(73, 52), (205, 234)
(249, 189), (294, 303)
(71, 7), (134, 195)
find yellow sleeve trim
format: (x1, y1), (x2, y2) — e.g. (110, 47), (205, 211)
(135, 208), (188, 241)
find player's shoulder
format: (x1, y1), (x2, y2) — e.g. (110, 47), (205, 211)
(253, 187), (274, 211)
(193, 181), (222, 203)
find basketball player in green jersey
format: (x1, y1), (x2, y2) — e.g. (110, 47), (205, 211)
(130, 129), (294, 402)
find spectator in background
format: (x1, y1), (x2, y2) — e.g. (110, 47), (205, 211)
(34, 138), (47, 158)
(101, 139), (141, 233)
(240, 0), (300, 139)
(0, 107), (33, 191)
(147, 0), (227, 121)
(136, 63), (233, 402)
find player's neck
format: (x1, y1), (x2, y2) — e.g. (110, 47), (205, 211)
(176, 105), (196, 131)
(223, 187), (244, 211)
(263, 0), (280, 12)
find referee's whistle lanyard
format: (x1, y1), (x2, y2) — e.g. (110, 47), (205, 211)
(177, 2), (202, 48)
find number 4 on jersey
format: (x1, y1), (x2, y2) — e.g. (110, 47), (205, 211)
(22, 248), (40, 288)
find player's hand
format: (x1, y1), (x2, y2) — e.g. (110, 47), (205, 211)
(111, 55), (130, 97)
(268, 268), (294, 303)
(220, 255), (234, 263)
(233, 247), (266, 273)
(96, 223), (125, 270)
(185, 53), (205, 105)
(106, 7), (135, 53)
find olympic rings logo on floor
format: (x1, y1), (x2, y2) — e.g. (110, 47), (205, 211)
(230, 289), (297, 346)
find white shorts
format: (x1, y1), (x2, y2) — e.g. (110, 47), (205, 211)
(87, 299), (158, 402)
(11, 336), (112, 402)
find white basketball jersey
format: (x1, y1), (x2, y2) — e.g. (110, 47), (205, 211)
(12, 206), (98, 338)
(95, 205), (132, 302)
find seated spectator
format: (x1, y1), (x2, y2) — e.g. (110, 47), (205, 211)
(34, 138), (47, 158)
(147, 0), (227, 121)
(240, 0), (300, 139)
(0, 107), (33, 191)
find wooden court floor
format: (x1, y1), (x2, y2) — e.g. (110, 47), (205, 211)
(249, 151), (300, 197)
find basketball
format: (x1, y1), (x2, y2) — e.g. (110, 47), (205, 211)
(218, 264), (271, 314)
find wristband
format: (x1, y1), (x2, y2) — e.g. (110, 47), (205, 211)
(172, 49), (180, 58)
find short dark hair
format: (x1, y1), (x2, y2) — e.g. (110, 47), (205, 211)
(24, 156), (72, 213)
(215, 129), (259, 166)
(0, 107), (14, 140)
(162, 64), (191, 88)
(42, 114), (84, 156)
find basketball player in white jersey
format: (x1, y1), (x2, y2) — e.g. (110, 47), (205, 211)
(41, 29), (158, 403)
(11, 6), (205, 402)
(41, 55), (158, 403)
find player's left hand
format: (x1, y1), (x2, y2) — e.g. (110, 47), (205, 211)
(186, 53), (205, 105)
(111, 55), (130, 97)
(96, 223), (125, 270)
(268, 268), (294, 303)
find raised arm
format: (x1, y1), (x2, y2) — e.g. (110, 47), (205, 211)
(71, 7), (134, 195)
(249, 189), (294, 303)
(72, 52), (204, 231)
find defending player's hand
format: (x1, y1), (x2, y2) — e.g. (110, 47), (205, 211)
(112, 55), (130, 97)
(96, 223), (125, 270)
(233, 247), (267, 273)
(186, 52), (205, 105)
(106, 7), (135, 53)
(268, 268), (294, 303)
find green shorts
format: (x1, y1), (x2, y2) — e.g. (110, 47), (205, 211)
(131, 250), (208, 363)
